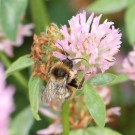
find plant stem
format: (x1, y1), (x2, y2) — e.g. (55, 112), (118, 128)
(30, 0), (49, 34)
(62, 100), (70, 135)
(0, 53), (28, 91)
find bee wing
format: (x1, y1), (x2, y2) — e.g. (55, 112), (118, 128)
(41, 79), (55, 103)
(41, 77), (70, 104)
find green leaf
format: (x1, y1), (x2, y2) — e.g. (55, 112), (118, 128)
(70, 127), (122, 135)
(87, 73), (116, 86)
(127, 0), (135, 7)
(87, 0), (128, 14)
(6, 55), (33, 77)
(87, 127), (122, 135)
(29, 76), (43, 120)
(109, 74), (128, 86)
(10, 107), (34, 135)
(75, 89), (83, 97)
(84, 84), (106, 127)
(70, 129), (84, 135)
(0, 52), (28, 89)
(0, 0), (28, 41)
(125, 3), (135, 45)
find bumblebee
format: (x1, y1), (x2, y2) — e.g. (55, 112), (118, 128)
(42, 57), (82, 104)
(41, 43), (88, 104)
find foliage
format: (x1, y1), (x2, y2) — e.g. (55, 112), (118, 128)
(0, 0), (28, 41)
(28, 76), (43, 121)
(9, 107), (34, 135)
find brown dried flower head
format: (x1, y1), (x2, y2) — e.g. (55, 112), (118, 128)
(69, 96), (93, 129)
(29, 23), (63, 81)
(69, 87), (121, 129)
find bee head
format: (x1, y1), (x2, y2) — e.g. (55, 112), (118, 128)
(57, 44), (88, 69)
(53, 68), (68, 78)
(62, 58), (73, 69)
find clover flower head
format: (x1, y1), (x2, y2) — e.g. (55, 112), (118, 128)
(30, 24), (63, 81)
(0, 23), (34, 57)
(106, 107), (121, 123)
(37, 105), (62, 135)
(119, 45), (135, 80)
(54, 11), (121, 79)
(0, 63), (15, 135)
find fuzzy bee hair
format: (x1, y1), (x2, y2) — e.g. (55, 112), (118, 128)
(42, 60), (78, 104)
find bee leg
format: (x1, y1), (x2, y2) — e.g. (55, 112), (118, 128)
(78, 71), (92, 89)
(78, 77), (85, 89)
(66, 85), (76, 99)
(63, 76), (68, 96)
(48, 67), (51, 73)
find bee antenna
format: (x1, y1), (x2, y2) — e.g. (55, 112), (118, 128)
(57, 43), (68, 58)
(72, 58), (89, 63)
(57, 43), (88, 63)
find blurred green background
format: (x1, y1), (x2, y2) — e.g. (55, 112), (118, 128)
(1, 0), (135, 135)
